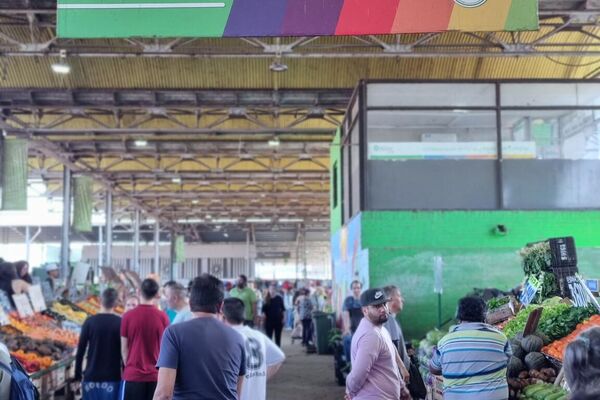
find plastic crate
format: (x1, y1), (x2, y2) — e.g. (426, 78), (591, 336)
(549, 237), (577, 268)
(552, 266), (579, 298)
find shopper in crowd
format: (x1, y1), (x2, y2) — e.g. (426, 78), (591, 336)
(14, 261), (33, 284)
(230, 274), (258, 327)
(171, 281), (194, 324)
(564, 327), (600, 400)
(0, 261), (31, 307)
(223, 297), (285, 400)
(121, 278), (169, 400)
(345, 288), (409, 400)
(297, 288), (314, 347)
(74, 288), (122, 400)
(163, 281), (190, 325)
(262, 283), (286, 347)
(125, 295), (139, 312)
(383, 285), (410, 372)
(154, 274), (246, 400)
(283, 286), (294, 330)
(161, 281), (179, 323)
(429, 296), (511, 400)
(311, 286), (326, 312)
(0, 340), (10, 399)
(342, 280), (363, 364)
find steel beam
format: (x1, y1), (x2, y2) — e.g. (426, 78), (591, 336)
(153, 220), (160, 274)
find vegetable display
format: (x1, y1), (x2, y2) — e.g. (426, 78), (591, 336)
(519, 242), (560, 303)
(517, 382), (567, 400)
(537, 304), (597, 341)
(542, 314), (600, 361)
(487, 297), (510, 311)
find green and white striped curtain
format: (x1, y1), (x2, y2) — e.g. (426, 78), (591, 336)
(1, 138), (28, 210)
(72, 176), (93, 232)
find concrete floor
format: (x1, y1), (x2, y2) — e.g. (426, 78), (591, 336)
(267, 331), (346, 400)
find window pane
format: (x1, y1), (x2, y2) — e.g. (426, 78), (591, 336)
(501, 110), (600, 160)
(502, 83), (600, 107)
(367, 83), (495, 107)
(367, 110), (498, 160)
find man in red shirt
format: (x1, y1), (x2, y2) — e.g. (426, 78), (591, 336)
(121, 278), (169, 400)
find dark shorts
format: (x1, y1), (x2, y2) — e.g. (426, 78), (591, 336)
(82, 381), (121, 400)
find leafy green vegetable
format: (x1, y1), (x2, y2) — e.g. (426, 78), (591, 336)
(503, 303), (571, 339)
(487, 297), (510, 311)
(537, 304), (597, 341)
(520, 242), (552, 275)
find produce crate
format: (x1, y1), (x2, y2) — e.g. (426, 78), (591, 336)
(552, 266), (579, 299)
(486, 299), (515, 325)
(549, 237), (577, 268)
(543, 353), (563, 370)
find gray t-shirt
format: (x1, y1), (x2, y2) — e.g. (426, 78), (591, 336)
(157, 317), (246, 400)
(384, 314), (410, 369)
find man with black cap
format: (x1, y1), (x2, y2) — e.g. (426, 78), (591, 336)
(345, 287), (409, 400)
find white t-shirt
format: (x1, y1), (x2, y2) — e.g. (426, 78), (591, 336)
(171, 306), (192, 325)
(233, 325), (285, 400)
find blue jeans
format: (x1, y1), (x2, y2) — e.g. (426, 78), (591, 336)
(343, 334), (353, 364)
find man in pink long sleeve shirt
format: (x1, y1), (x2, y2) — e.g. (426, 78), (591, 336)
(345, 288), (409, 400)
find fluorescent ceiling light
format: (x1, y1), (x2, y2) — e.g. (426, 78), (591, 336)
(205, 215), (212, 219)
(134, 139), (148, 147)
(213, 218), (238, 224)
(246, 218), (271, 223)
(279, 218), (304, 223)
(51, 62), (71, 75)
(176, 218), (205, 223)
(269, 61), (288, 72)
(224, 232), (229, 238)
(268, 138), (280, 147)
(171, 177), (182, 184)
(192, 200), (199, 204)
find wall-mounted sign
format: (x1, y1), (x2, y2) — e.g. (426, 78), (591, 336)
(12, 294), (34, 318)
(368, 142), (536, 160)
(57, 0), (538, 38)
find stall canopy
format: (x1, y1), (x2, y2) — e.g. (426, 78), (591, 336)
(57, 0), (539, 38)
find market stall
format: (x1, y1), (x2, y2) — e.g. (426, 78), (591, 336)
(417, 236), (600, 400)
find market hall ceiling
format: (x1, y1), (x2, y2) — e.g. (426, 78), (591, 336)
(0, 0), (599, 240)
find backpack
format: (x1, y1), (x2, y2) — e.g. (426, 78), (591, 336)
(0, 355), (40, 400)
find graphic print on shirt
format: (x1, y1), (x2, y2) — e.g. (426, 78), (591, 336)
(245, 337), (265, 378)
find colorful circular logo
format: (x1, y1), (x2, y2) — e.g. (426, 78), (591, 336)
(454, 0), (487, 7)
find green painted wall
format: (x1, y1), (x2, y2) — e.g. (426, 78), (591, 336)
(361, 211), (600, 339)
(330, 128), (342, 234)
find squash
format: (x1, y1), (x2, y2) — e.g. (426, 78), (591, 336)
(507, 356), (526, 377)
(521, 335), (543, 353)
(524, 352), (548, 370)
(533, 331), (551, 346)
(511, 338), (526, 360)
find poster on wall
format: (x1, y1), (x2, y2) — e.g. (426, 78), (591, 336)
(57, 0), (538, 38)
(368, 141), (537, 160)
(332, 214), (369, 317)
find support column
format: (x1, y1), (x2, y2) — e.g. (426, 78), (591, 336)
(98, 222), (103, 275)
(25, 225), (30, 263)
(104, 191), (112, 266)
(169, 232), (176, 281)
(61, 167), (71, 279)
(153, 220), (160, 274)
(133, 209), (140, 273)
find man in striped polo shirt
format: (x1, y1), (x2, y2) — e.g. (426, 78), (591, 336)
(429, 296), (512, 400)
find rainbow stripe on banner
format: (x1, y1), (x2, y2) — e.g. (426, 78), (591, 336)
(57, 0), (538, 38)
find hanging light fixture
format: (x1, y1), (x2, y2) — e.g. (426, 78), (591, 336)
(51, 49), (71, 75)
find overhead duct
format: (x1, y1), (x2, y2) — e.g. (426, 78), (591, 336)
(72, 176), (93, 232)
(1, 138), (28, 210)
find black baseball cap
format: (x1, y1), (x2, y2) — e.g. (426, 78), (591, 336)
(360, 288), (389, 307)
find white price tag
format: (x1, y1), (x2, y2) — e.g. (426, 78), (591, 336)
(28, 285), (47, 312)
(12, 293), (34, 318)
